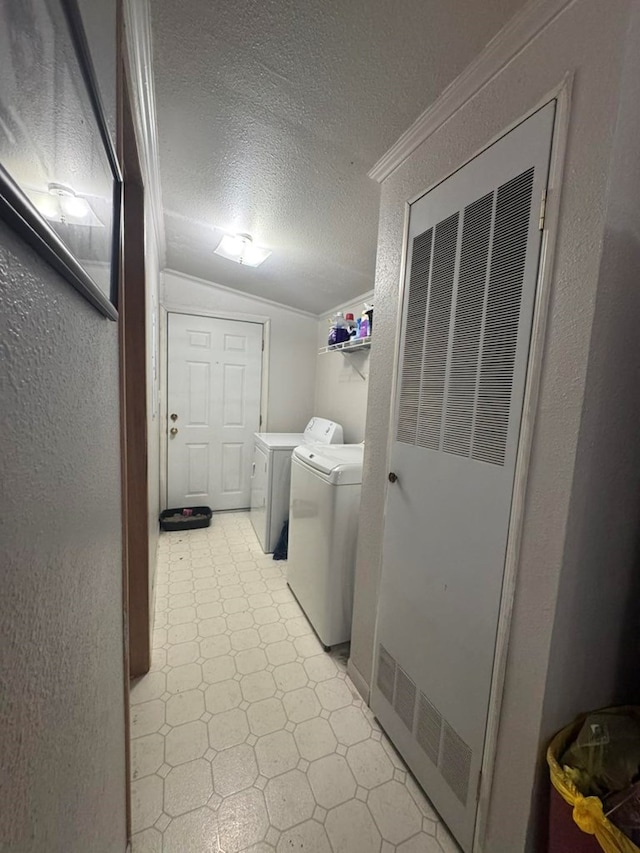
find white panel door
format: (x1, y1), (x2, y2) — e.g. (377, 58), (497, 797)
(371, 104), (555, 851)
(167, 313), (263, 510)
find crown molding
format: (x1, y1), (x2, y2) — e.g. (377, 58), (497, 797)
(368, 0), (575, 183)
(161, 269), (320, 320)
(123, 0), (166, 263)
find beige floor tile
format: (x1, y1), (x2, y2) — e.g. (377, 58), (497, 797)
(131, 672), (166, 705)
(167, 622), (198, 644)
(282, 686), (321, 723)
(165, 720), (209, 766)
(161, 806), (219, 853)
(315, 677), (354, 711)
(131, 733), (165, 779)
(255, 729), (299, 777)
(165, 689), (205, 726)
(131, 699), (165, 738)
(166, 662), (202, 694)
(325, 799), (382, 853)
(264, 769), (315, 829)
(265, 639), (296, 666)
(276, 820), (331, 853)
(131, 827), (163, 853)
(204, 679), (242, 715)
(200, 634), (231, 659)
(369, 780), (424, 844)
(294, 717), (337, 761)
(131, 516), (451, 853)
(217, 787), (269, 853)
(241, 670), (277, 702)
(211, 742), (258, 796)
(130, 774), (163, 832)
(347, 739), (395, 789)
(397, 833), (444, 852)
(258, 622), (288, 644)
(167, 640), (200, 668)
(164, 758), (213, 817)
(247, 697), (287, 736)
(308, 753), (356, 809)
(273, 661), (307, 692)
(330, 705), (373, 746)
(202, 654), (236, 684)
(207, 707), (249, 750)
(236, 647), (268, 675)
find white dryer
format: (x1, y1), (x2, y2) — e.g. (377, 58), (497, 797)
(287, 443), (364, 648)
(250, 418), (343, 553)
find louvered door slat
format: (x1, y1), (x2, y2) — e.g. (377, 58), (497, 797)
(416, 212), (459, 450)
(472, 167), (535, 465)
(443, 192), (494, 456)
(397, 229), (433, 444)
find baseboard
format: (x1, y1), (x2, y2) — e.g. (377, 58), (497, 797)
(347, 657), (371, 704)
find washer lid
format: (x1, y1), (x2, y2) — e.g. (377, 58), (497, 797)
(254, 432), (306, 451)
(293, 443), (364, 485)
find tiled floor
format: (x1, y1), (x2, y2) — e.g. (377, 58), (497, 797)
(130, 511), (460, 853)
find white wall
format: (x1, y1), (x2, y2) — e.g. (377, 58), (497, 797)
(314, 293), (373, 443)
(347, 2), (639, 851)
(0, 6), (126, 847)
(161, 271), (318, 504)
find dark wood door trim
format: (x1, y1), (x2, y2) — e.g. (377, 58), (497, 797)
(121, 69), (151, 680)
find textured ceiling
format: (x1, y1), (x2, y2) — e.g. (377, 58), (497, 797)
(151, 0), (527, 314)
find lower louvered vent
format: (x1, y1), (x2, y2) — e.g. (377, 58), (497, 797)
(394, 666), (417, 732)
(377, 644), (396, 704)
(417, 692), (442, 765)
(377, 645), (473, 806)
(442, 721), (473, 806)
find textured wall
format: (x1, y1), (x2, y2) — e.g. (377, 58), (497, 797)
(0, 224), (126, 853)
(162, 270), (318, 436)
(314, 296), (372, 444)
(348, 2), (635, 850)
(538, 0), (640, 832)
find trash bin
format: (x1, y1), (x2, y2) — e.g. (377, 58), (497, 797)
(547, 709), (640, 853)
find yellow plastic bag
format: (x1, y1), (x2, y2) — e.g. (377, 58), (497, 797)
(547, 709), (640, 853)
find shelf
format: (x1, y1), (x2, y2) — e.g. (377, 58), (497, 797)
(318, 336), (372, 355)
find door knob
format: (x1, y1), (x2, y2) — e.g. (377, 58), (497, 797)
(170, 413), (178, 422)
(388, 472), (399, 484)
(170, 427), (178, 436)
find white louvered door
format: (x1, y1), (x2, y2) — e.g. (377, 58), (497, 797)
(372, 103), (555, 851)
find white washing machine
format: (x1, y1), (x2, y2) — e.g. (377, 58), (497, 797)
(287, 443), (364, 648)
(250, 418), (343, 553)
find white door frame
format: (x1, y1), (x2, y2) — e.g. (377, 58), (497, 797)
(160, 306), (270, 510)
(374, 74), (573, 852)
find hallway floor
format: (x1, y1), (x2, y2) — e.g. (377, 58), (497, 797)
(130, 512), (459, 853)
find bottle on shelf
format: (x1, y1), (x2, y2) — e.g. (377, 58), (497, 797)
(328, 312), (351, 346)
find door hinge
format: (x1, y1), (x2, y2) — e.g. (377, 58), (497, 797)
(259, 414), (263, 426)
(262, 339), (264, 351)
(538, 188), (547, 231)
(476, 769), (483, 803)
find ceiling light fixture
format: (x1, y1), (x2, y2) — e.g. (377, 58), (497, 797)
(214, 233), (271, 267)
(27, 182), (102, 226)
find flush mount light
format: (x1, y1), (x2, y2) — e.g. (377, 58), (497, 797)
(214, 233), (271, 267)
(27, 182), (102, 227)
